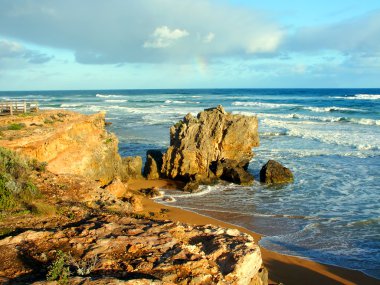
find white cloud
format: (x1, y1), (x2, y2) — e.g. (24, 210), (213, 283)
(247, 31), (283, 53)
(203, 32), (215, 44)
(0, 39), (52, 64)
(0, 39), (24, 57)
(143, 26), (189, 48)
(0, 0), (284, 64)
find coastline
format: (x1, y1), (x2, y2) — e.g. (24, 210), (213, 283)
(129, 178), (380, 285)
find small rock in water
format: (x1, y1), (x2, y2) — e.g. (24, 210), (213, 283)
(162, 196), (176, 202)
(260, 160), (294, 184)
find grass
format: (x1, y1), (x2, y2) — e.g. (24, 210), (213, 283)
(44, 119), (54, 124)
(104, 137), (113, 144)
(7, 123), (26, 130)
(0, 147), (45, 213)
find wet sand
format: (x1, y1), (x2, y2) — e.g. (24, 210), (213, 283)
(128, 178), (380, 285)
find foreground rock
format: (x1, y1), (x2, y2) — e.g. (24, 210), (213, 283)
(260, 160), (294, 184)
(162, 105), (259, 188)
(0, 214), (263, 285)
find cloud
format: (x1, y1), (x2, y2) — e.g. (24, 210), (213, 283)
(203, 32), (215, 44)
(286, 9), (380, 54)
(0, 39), (52, 64)
(0, 0), (284, 64)
(143, 26), (189, 48)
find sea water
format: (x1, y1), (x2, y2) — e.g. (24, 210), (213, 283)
(1, 88), (379, 279)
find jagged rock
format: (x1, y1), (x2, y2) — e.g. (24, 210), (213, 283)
(139, 187), (162, 198)
(104, 178), (127, 198)
(260, 160), (294, 184)
(143, 150), (163, 180)
(221, 165), (254, 185)
(0, 215), (262, 285)
(121, 156), (143, 181)
(183, 180), (200, 193)
(162, 105), (259, 187)
(212, 159), (254, 185)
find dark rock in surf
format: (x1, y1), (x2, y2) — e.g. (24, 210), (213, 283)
(260, 160), (294, 184)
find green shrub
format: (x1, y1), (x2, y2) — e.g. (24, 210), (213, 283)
(46, 250), (70, 284)
(0, 147), (41, 212)
(7, 123), (25, 130)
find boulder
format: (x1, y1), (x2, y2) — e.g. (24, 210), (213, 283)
(143, 150), (163, 180)
(260, 160), (294, 184)
(138, 187), (162, 198)
(121, 156), (142, 181)
(211, 159), (254, 185)
(162, 105), (259, 186)
(104, 178), (127, 198)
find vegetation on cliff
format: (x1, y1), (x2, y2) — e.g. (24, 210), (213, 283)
(0, 147), (45, 213)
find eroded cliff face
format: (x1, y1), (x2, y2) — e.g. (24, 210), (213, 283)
(161, 105), (259, 184)
(0, 110), (121, 186)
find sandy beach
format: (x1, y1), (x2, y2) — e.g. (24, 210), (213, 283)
(129, 178), (380, 285)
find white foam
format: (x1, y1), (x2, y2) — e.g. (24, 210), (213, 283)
(255, 112), (380, 126)
(337, 94), (380, 100)
(232, 101), (298, 108)
(165, 100), (194, 104)
(352, 94), (380, 100)
(261, 118), (380, 151)
(96, 94), (123, 98)
(303, 106), (361, 113)
(105, 99), (128, 103)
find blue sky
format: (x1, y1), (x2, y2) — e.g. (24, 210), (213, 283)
(0, 0), (379, 90)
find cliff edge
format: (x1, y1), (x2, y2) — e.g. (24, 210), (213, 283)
(0, 110), (121, 186)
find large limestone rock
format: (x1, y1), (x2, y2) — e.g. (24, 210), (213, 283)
(260, 160), (294, 184)
(162, 105), (259, 185)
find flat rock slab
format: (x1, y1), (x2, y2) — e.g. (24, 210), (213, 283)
(0, 214), (262, 285)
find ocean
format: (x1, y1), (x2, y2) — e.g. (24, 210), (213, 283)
(1, 88), (379, 279)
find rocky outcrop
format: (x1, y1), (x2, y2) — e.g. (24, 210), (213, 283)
(143, 149), (163, 179)
(162, 105), (259, 187)
(0, 110), (122, 186)
(104, 178), (127, 198)
(260, 160), (294, 184)
(121, 156), (143, 180)
(0, 214), (263, 285)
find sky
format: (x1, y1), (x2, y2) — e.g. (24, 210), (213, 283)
(0, 0), (379, 90)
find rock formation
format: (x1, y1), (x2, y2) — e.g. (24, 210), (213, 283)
(260, 160), (294, 184)
(162, 105), (259, 187)
(0, 110), (122, 186)
(143, 149), (164, 179)
(121, 156), (143, 180)
(0, 214), (264, 285)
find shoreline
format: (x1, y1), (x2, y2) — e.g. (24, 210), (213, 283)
(129, 178), (380, 285)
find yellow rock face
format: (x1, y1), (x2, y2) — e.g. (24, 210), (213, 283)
(0, 110), (122, 186)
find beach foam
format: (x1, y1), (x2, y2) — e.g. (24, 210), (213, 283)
(232, 101), (298, 108)
(96, 94), (124, 98)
